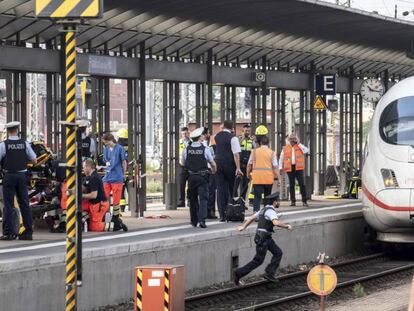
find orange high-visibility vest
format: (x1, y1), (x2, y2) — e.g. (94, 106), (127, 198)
(283, 144), (305, 172)
(251, 146), (275, 185)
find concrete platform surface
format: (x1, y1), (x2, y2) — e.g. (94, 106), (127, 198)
(327, 282), (411, 311)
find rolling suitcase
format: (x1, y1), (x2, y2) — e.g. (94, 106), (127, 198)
(225, 176), (246, 222)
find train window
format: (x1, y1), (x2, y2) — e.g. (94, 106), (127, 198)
(380, 96), (414, 146)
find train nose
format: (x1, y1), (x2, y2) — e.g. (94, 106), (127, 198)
(373, 189), (414, 228)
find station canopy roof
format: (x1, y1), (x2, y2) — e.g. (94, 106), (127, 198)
(2, 0), (414, 76)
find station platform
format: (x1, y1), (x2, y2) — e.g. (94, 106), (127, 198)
(0, 196), (358, 249)
(0, 198), (365, 311)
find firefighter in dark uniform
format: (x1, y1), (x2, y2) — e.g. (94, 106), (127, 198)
(181, 127), (217, 228)
(234, 192), (293, 285)
(239, 124), (254, 199)
(0, 122), (37, 240)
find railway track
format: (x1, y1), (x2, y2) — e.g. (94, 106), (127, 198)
(185, 253), (414, 310)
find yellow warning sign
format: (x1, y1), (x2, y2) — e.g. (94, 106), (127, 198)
(35, 0), (103, 19)
(307, 264), (337, 296)
(313, 95), (327, 110)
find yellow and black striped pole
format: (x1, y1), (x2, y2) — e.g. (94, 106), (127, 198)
(65, 29), (77, 311)
(164, 270), (170, 311)
(136, 269), (143, 311)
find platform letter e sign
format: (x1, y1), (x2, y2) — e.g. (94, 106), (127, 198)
(316, 74), (336, 96)
(324, 76), (334, 93)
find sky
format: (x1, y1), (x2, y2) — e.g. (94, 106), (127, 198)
(323, 0), (414, 20)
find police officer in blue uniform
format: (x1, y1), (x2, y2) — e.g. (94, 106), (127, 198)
(0, 122), (37, 240)
(215, 120), (242, 222)
(234, 192), (293, 285)
(181, 127), (217, 228)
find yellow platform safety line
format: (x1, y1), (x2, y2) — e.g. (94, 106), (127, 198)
(65, 30), (77, 311)
(136, 269), (143, 311)
(164, 270), (170, 311)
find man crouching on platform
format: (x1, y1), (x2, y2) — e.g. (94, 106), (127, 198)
(82, 159), (112, 232)
(234, 192), (293, 285)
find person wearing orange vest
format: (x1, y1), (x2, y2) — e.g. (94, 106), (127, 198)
(279, 133), (309, 207)
(247, 135), (279, 212)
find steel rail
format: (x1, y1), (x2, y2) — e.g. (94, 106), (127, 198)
(185, 252), (385, 304)
(246, 260), (414, 310)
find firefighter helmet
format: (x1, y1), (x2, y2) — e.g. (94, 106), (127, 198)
(255, 125), (268, 136)
(117, 128), (128, 139)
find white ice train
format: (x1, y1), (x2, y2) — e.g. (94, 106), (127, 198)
(362, 76), (414, 243)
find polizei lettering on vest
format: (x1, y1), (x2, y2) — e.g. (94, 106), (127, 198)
(7, 143), (25, 150)
(187, 149), (204, 155)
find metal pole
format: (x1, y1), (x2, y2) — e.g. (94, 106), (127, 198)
(60, 34), (67, 158)
(46, 73), (53, 147)
(281, 90), (286, 151)
(339, 93), (344, 193)
(207, 49), (213, 132)
(261, 55), (267, 126)
(226, 86), (231, 120)
(12, 73), (19, 125)
(53, 73), (60, 156)
(104, 78), (110, 133)
(75, 127), (83, 288)
(320, 295), (325, 311)
(321, 101), (327, 195)
(220, 86), (226, 122)
(90, 78), (98, 157)
(276, 89), (281, 151)
(162, 82), (168, 204)
(64, 28), (78, 311)
(309, 63), (316, 198)
(270, 88), (276, 150)
(231, 86), (237, 134)
(139, 42), (147, 216)
(97, 79), (104, 154)
(299, 91), (305, 143)
(251, 87), (256, 132)
(195, 83), (201, 127)
(6, 72), (12, 123)
(20, 73), (27, 140)
(127, 78), (136, 215)
(358, 94), (363, 170)
(349, 69), (354, 174)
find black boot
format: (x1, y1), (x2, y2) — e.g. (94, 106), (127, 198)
(112, 216), (128, 232)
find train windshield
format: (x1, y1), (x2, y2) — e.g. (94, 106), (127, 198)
(380, 96), (414, 146)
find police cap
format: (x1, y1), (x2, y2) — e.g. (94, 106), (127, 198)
(5, 121), (20, 130)
(264, 191), (280, 206)
(190, 127), (204, 139)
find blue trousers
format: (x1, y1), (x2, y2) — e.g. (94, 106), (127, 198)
(2, 173), (32, 235)
(236, 236), (283, 278)
(187, 175), (209, 225)
(208, 174), (216, 215)
(252, 184), (273, 212)
(215, 162), (236, 219)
